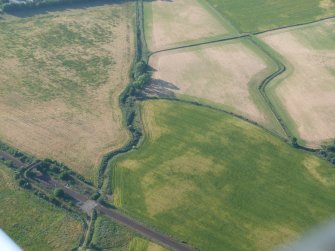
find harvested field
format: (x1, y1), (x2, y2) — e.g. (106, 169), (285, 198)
(261, 20), (335, 146)
(149, 40), (279, 130)
(0, 164), (83, 250)
(111, 100), (335, 251)
(0, 3), (134, 180)
(205, 0), (335, 32)
(144, 0), (231, 51)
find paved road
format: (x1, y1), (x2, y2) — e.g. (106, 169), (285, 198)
(0, 151), (195, 251)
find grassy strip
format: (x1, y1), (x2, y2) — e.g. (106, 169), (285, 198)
(248, 37), (292, 139)
(82, 209), (97, 249)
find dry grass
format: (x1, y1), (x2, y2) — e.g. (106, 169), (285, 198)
(0, 3), (134, 179)
(261, 20), (335, 146)
(149, 40), (270, 125)
(145, 0), (229, 51)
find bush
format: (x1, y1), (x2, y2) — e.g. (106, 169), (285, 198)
(133, 72), (151, 89)
(4, 160), (14, 168)
(18, 179), (31, 189)
(54, 188), (64, 198)
(36, 161), (50, 173)
(60, 171), (72, 181)
(291, 137), (298, 147)
(134, 60), (147, 78)
(91, 192), (100, 200)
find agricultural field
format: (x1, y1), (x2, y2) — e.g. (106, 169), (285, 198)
(91, 214), (167, 251)
(149, 39), (283, 133)
(260, 20), (335, 146)
(0, 164), (83, 250)
(205, 0), (335, 32)
(1, 0), (335, 250)
(143, 0), (234, 51)
(111, 100), (335, 251)
(0, 2), (134, 180)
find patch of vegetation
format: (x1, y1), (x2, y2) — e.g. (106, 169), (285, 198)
(1, 0), (107, 12)
(90, 213), (165, 251)
(319, 140), (335, 164)
(0, 140), (35, 164)
(205, 0), (335, 32)
(0, 163), (83, 250)
(91, 214), (133, 250)
(111, 100), (335, 251)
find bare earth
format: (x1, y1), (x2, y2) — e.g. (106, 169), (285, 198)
(146, 0), (228, 51)
(0, 4), (134, 179)
(261, 20), (335, 146)
(149, 41), (268, 124)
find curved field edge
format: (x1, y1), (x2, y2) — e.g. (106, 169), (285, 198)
(109, 99), (335, 251)
(148, 37), (286, 137)
(0, 163), (83, 250)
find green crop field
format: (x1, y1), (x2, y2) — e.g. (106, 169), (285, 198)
(205, 0), (335, 32)
(0, 164), (83, 250)
(111, 100), (335, 251)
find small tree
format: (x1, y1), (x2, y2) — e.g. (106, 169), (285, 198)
(292, 137), (298, 147)
(134, 60), (147, 78)
(54, 188), (64, 198)
(133, 73), (151, 89)
(60, 171), (72, 181)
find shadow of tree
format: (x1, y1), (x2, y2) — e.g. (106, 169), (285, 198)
(144, 78), (179, 98)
